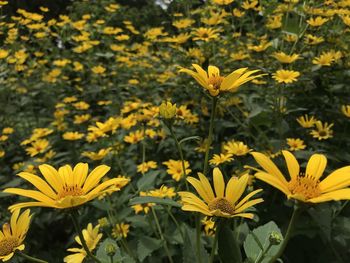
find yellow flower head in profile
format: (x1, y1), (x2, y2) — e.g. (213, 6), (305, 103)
(0, 209), (32, 262)
(296, 114), (317, 128)
(271, 52), (300, 64)
(178, 167), (263, 218)
(4, 163), (129, 211)
(272, 69), (300, 84)
(179, 64), (264, 96)
(251, 151), (350, 203)
(64, 223), (102, 263)
(159, 101), (177, 119)
(212, 0), (234, 5)
(307, 16), (329, 27)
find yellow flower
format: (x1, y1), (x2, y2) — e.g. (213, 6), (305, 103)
(296, 114), (317, 128)
(178, 167), (263, 218)
(0, 209), (32, 262)
(64, 223), (102, 263)
(272, 70), (300, 84)
(212, 0), (234, 5)
(124, 130), (144, 144)
(4, 163), (128, 211)
(307, 16), (329, 27)
(112, 223), (130, 238)
(251, 151), (350, 203)
(341, 105), (350, 118)
(202, 217), (216, 236)
(192, 27), (220, 42)
(209, 153), (234, 166)
(163, 159), (191, 181)
(271, 52), (300, 64)
(159, 101), (177, 119)
(179, 64), (264, 96)
(81, 148), (112, 161)
(91, 65), (106, 74)
(172, 18), (195, 29)
(310, 121), (333, 140)
(25, 139), (50, 157)
(137, 161), (157, 174)
(286, 138), (306, 151)
(223, 141), (251, 156)
(304, 34), (324, 45)
(0, 49), (9, 59)
(312, 52), (334, 66)
(62, 132), (84, 140)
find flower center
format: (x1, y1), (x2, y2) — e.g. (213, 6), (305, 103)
(208, 197), (235, 215)
(57, 184), (84, 199)
(288, 172), (321, 200)
(0, 235), (19, 256)
(208, 75), (224, 90)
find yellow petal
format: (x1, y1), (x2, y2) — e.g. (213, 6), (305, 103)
(83, 165), (110, 193)
(308, 188), (350, 203)
(59, 165), (73, 186)
(232, 213), (255, 219)
(251, 152), (287, 185)
(319, 166), (350, 193)
(73, 163), (89, 188)
(255, 172), (290, 196)
(182, 204), (211, 216)
(197, 172), (215, 201)
(234, 198), (264, 214)
(305, 154), (327, 180)
(235, 189), (263, 210)
(213, 167), (225, 198)
(187, 177), (212, 203)
(17, 172), (57, 199)
(208, 65), (220, 77)
(228, 174), (249, 204)
(38, 164), (63, 192)
(192, 64), (208, 80)
(225, 177), (239, 201)
(282, 150), (299, 181)
(4, 188), (55, 204)
(8, 202), (53, 212)
(220, 68), (248, 90)
(10, 209), (20, 238)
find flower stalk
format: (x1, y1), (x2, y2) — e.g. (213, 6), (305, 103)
(203, 96), (217, 176)
(16, 251), (48, 263)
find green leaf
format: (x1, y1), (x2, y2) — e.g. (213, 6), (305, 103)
(136, 170), (159, 190)
(243, 221), (283, 263)
(96, 238), (124, 263)
(182, 225), (209, 263)
(218, 222), (242, 263)
(129, 196), (181, 207)
(179, 136), (201, 145)
(137, 236), (163, 261)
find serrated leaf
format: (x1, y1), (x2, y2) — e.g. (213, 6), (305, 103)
(137, 236), (163, 261)
(243, 221), (282, 263)
(129, 196), (181, 207)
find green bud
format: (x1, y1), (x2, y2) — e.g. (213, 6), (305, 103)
(159, 101), (177, 119)
(269, 231), (283, 245)
(105, 242), (117, 256)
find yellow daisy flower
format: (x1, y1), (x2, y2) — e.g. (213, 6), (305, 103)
(209, 153), (234, 166)
(310, 121), (333, 140)
(4, 163), (129, 211)
(178, 167), (263, 218)
(0, 209), (32, 262)
(272, 69), (300, 84)
(296, 114), (317, 128)
(271, 52), (300, 64)
(179, 64), (264, 96)
(251, 151), (350, 203)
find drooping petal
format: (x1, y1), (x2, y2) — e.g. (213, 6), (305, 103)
(8, 202), (53, 212)
(282, 150), (299, 181)
(220, 68), (248, 90)
(305, 154), (327, 180)
(213, 167), (225, 198)
(234, 198), (264, 214)
(255, 172), (291, 196)
(319, 166), (350, 193)
(235, 189), (263, 210)
(308, 188), (350, 203)
(181, 204), (211, 216)
(232, 213), (254, 219)
(251, 152), (288, 185)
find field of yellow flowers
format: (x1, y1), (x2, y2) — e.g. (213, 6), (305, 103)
(0, 0), (350, 262)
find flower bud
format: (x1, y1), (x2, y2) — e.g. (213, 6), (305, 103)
(159, 101), (177, 119)
(269, 231), (283, 245)
(105, 242), (117, 257)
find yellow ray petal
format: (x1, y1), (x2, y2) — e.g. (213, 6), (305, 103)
(282, 150), (299, 181)
(225, 176), (239, 201)
(208, 65), (220, 77)
(234, 198), (264, 214)
(229, 174), (249, 204)
(73, 163), (89, 188)
(38, 164), (63, 192)
(178, 191), (209, 208)
(83, 165), (110, 192)
(235, 189), (263, 210)
(4, 188), (55, 204)
(187, 177), (212, 203)
(197, 172), (215, 201)
(59, 165), (73, 186)
(232, 213), (254, 219)
(220, 68), (248, 90)
(179, 67), (207, 89)
(10, 209), (20, 238)
(85, 178), (121, 197)
(8, 202), (53, 212)
(308, 188), (350, 203)
(255, 172), (290, 196)
(192, 64), (208, 80)
(213, 167), (225, 198)
(319, 166), (350, 193)
(17, 172), (57, 199)
(251, 152), (287, 185)
(305, 154), (327, 180)
(182, 204), (211, 216)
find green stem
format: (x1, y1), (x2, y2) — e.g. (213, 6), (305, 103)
(166, 206), (184, 240)
(203, 97), (217, 176)
(256, 243), (273, 263)
(16, 251), (48, 263)
(209, 222), (221, 263)
(268, 205), (301, 263)
(151, 208), (174, 263)
(70, 210), (102, 263)
(196, 214), (203, 263)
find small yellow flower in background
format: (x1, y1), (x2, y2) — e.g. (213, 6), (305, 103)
(272, 69), (300, 84)
(307, 16), (329, 27)
(310, 121), (333, 140)
(297, 114), (317, 128)
(2, 127), (14, 134)
(0, 150), (5, 158)
(233, 8), (245, 17)
(147, 185), (176, 198)
(4, 163), (129, 211)
(224, 141), (251, 156)
(178, 167), (263, 218)
(74, 114), (91, 124)
(251, 151), (350, 203)
(98, 217), (109, 227)
(25, 139), (50, 157)
(137, 161), (157, 174)
(179, 64), (264, 96)
(159, 101), (177, 119)
(0, 49), (9, 59)
(124, 130), (144, 144)
(341, 105), (350, 118)
(64, 223), (102, 263)
(82, 148), (112, 161)
(201, 217), (216, 236)
(304, 34), (324, 45)
(192, 27), (220, 42)
(286, 138), (306, 151)
(271, 52), (300, 64)
(163, 159), (191, 181)
(91, 65), (106, 74)
(0, 209), (32, 262)
(212, 0), (234, 5)
(209, 153), (234, 166)
(62, 131), (84, 140)
(312, 52), (334, 66)
(172, 18), (195, 29)
(112, 223), (130, 238)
